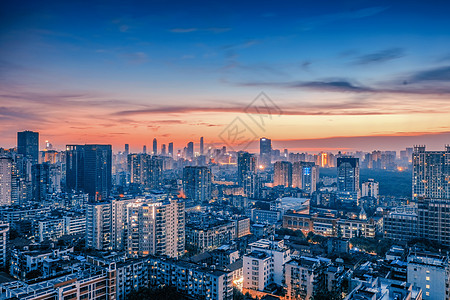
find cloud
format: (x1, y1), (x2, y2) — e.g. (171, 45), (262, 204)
(123, 52), (149, 64)
(409, 66), (450, 82)
(169, 27), (231, 33)
(169, 28), (198, 33)
(353, 48), (405, 65)
(299, 6), (389, 30)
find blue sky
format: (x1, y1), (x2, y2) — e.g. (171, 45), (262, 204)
(1, 0), (450, 151)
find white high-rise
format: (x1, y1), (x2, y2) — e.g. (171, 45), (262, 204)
(0, 157), (12, 206)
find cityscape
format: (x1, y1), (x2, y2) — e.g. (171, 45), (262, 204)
(1, 1), (450, 300)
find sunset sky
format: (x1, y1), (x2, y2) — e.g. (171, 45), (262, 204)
(1, 0), (450, 153)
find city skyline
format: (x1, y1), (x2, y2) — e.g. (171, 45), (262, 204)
(1, 1), (450, 151)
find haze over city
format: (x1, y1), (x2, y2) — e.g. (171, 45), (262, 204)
(1, 0), (450, 151)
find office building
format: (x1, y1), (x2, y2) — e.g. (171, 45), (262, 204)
(274, 161), (292, 187)
(200, 136), (204, 155)
(0, 157), (12, 206)
(168, 142), (174, 157)
(161, 143), (166, 156)
(66, 144), (112, 202)
(259, 137), (272, 168)
(152, 138), (157, 155)
(237, 152), (257, 186)
(31, 163), (50, 201)
(17, 130), (39, 165)
(337, 157), (360, 203)
(186, 141), (194, 160)
(292, 161), (318, 193)
(183, 166), (212, 203)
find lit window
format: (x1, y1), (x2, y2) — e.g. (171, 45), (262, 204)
(426, 276), (430, 281)
(426, 285), (430, 289)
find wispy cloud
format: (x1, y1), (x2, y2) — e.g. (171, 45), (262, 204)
(169, 27), (231, 33)
(123, 52), (149, 64)
(409, 66), (450, 82)
(353, 48), (405, 65)
(299, 6), (389, 30)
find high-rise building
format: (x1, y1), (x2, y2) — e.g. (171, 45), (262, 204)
(259, 137), (272, 168)
(143, 145), (147, 154)
(273, 161), (292, 187)
(200, 137), (204, 155)
(337, 157), (360, 203)
(414, 146), (450, 246)
(124, 144), (129, 155)
(362, 179), (379, 198)
(0, 222), (9, 268)
(86, 198), (185, 259)
(148, 156), (163, 189)
(237, 152), (257, 186)
(66, 144), (112, 202)
(0, 157), (12, 206)
(31, 163), (50, 201)
(86, 202), (113, 250)
(186, 142), (194, 160)
(292, 161), (318, 193)
(183, 166), (212, 203)
(127, 154), (162, 189)
(126, 199), (185, 258)
(413, 145), (450, 200)
(17, 130), (39, 165)
(152, 138), (157, 155)
(168, 142), (174, 158)
(161, 144), (166, 156)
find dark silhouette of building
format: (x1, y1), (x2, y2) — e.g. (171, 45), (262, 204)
(66, 144), (112, 202)
(259, 137), (272, 168)
(183, 166), (211, 203)
(17, 130), (39, 165)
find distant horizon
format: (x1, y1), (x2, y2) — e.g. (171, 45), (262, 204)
(2, 129), (449, 154)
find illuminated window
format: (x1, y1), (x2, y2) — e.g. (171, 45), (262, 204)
(426, 276), (430, 281)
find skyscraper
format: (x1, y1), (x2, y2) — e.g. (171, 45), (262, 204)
(337, 157), (359, 192)
(31, 163), (50, 201)
(337, 157), (360, 203)
(274, 161), (292, 187)
(168, 142), (174, 158)
(183, 166), (212, 203)
(17, 130), (39, 165)
(143, 145), (147, 154)
(186, 142), (194, 160)
(200, 137), (204, 155)
(237, 152), (257, 186)
(152, 138), (157, 155)
(413, 145), (450, 199)
(0, 157), (12, 206)
(66, 144), (112, 202)
(161, 144), (166, 156)
(414, 145), (450, 246)
(124, 144), (129, 155)
(292, 161), (318, 193)
(259, 137), (272, 168)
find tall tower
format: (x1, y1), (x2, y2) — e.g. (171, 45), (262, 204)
(186, 142), (194, 160)
(168, 142), (174, 158)
(0, 157), (12, 206)
(66, 144), (112, 202)
(17, 130), (39, 165)
(413, 145), (450, 199)
(152, 138), (158, 155)
(200, 137), (204, 155)
(183, 166), (212, 203)
(274, 161), (292, 187)
(237, 152), (257, 186)
(337, 157), (360, 203)
(259, 137), (272, 168)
